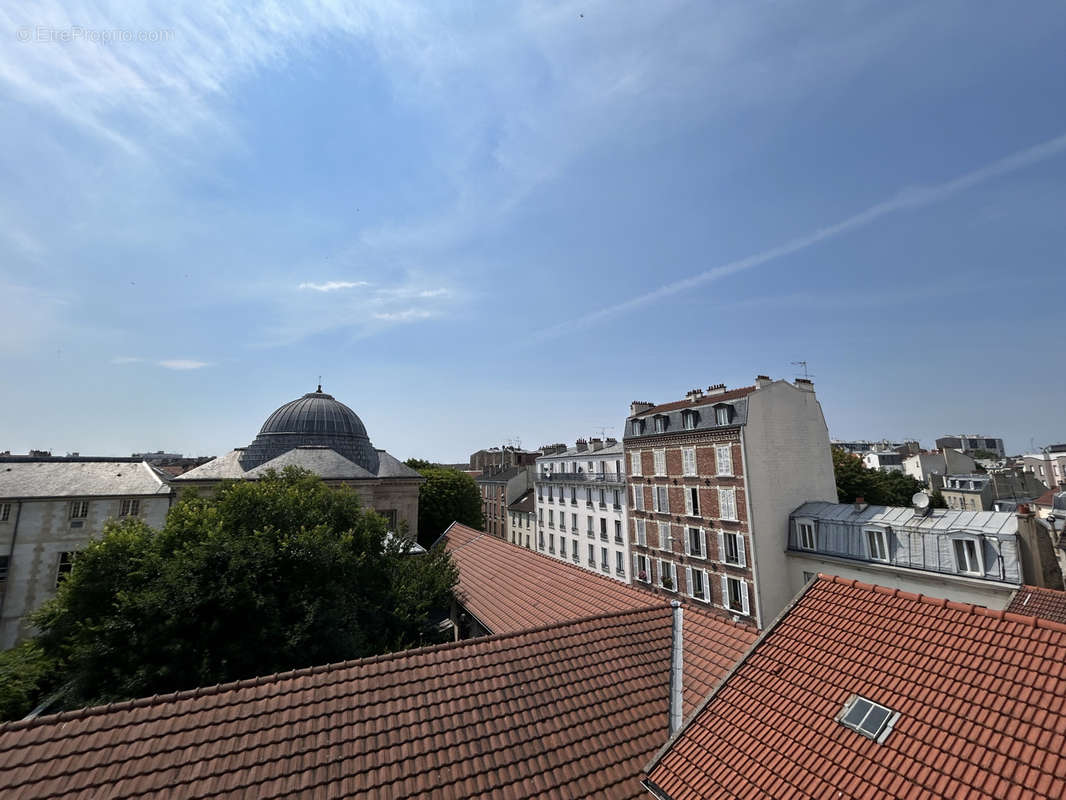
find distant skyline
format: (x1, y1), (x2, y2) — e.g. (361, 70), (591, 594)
(1, 2), (1064, 462)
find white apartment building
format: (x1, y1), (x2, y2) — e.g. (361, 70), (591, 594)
(0, 458), (172, 648)
(534, 439), (629, 583)
(862, 451), (904, 473)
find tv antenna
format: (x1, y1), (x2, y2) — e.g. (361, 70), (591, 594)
(790, 361), (814, 380)
(593, 425), (614, 440)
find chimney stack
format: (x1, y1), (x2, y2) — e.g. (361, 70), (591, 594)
(630, 401), (655, 415)
(755, 375), (772, 389)
(575, 439), (588, 452)
(590, 438), (604, 451)
(854, 497), (868, 513)
(795, 378), (814, 392)
(705, 384), (727, 397)
(685, 388), (704, 402)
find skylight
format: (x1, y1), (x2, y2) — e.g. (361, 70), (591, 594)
(837, 695), (897, 742)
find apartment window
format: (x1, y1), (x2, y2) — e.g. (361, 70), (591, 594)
(55, 551), (77, 588)
(614, 520), (623, 543)
(616, 550), (625, 576)
(69, 500), (89, 519)
(547, 486), (554, 502)
(659, 559), (676, 591)
(549, 533), (555, 553)
(538, 533), (545, 550)
(630, 451), (642, 476)
(682, 447), (696, 477)
(953, 538), (983, 575)
(658, 521), (673, 551)
(634, 553), (651, 583)
(633, 419), (646, 435)
(571, 513), (578, 531)
(586, 487), (593, 507)
(632, 485), (644, 511)
(654, 416), (667, 434)
(723, 576), (750, 615)
(715, 445), (733, 476)
(588, 543), (595, 566)
(601, 547), (609, 571)
(587, 517), (594, 537)
(635, 519), (647, 547)
(600, 518), (608, 540)
(796, 521), (815, 550)
(687, 566), (709, 602)
(0, 503), (10, 522)
(572, 540), (579, 561)
(612, 489), (621, 509)
(548, 510), (554, 528)
(654, 486), (670, 513)
(865, 528), (889, 562)
(570, 487), (577, 504)
(718, 488), (737, 521)
(560, 537), (566, 557)
(653, 449), (666, 476)
(682, 410), (697, 430)
(598, 488), (606, 507)
(684, 486), (700, 517)
(715, 406), (730, 425)
(686, 527), (706, 559)
(720, 531), (745, 566)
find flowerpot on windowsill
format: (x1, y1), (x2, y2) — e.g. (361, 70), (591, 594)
(661, 577), (674, 591)
(638, 571), (648, 582)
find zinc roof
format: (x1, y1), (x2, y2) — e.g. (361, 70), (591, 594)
(0, 460), (170, 499)
(646, 575), (1066, 800)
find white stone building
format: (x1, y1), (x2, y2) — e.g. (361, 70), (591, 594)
(534, 439), (629, 583)
(861, 451), (904, 473)
(0, 458), (172, 649)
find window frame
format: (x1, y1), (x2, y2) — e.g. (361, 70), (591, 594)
(686, 565), (710, 602)
(630, 450), (642, 476)
(953, 536), (984, 576)
(718, 487), (737, 521)
(653, 449), (667, 476)
(681, 447), (697, 477)
(715, 444), (733, 477)
(864, 526), (890, 562)
(796, 519), (816, 550)
(658, 559), (676, 591)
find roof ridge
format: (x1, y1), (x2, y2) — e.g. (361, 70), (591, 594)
(822, 574), (1066, 634)
(0, 604), (676, 735)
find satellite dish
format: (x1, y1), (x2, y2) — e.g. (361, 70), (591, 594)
(912, 491), (930, 509)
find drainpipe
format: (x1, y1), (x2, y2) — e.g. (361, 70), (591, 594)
(669, 600), (684, 735)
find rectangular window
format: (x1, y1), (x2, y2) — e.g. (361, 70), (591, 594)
(715, 445), (733, 476)
(654, 486), (670, 513)
(614, 519), (622, 542)
(720, 531), (745, 566)
(633, 485), (644, 511)
(560, 538), (566, 557)
(684, 486), (700, 516)
(598, 488), (606, 507)
(635, 519), (647, 546)
(659, 559), (676, 591)
(715, 406), (730, 425)
(630, 451), (642, 476)
(654, 416), (666, 433)
(723, 576), (749, 615)
(687, 527), (706, 559)
(55, 551), (76, 588)
(537, 486), (543, 499)
(548, 510), (554, 528)
(718, 488), (737, 521)
(570, 487), (577, 504)
(600, 518), (608, 540)
(798, 521), (815, 550)
(865, 528), (889, 562)
(548, 486), (554, 502)
(588, 543), (595, 566)
(0, 503), (10, 522)
(612, 489), (621, 509)
(682, 447), (696, 476)
(687, 566), (709, 602)
(572, 540), (579, 561)
(683, 412), (696, 430)
(119, 498), (140, 517)
(634, 553), (651, 583)
(954, 539), (982, 575)
(616, 550), (625, 576)
(601, 547), (608, 571)
(653, 449), (666, 476)
(549, 533), (555, 553)
(69, 500), (89, 519)
(658, 521), (673, 551)
(538, 509), (543, 524)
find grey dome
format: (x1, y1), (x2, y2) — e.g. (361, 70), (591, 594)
(239, 387), (380, 473)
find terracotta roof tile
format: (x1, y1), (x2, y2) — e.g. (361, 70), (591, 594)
(646, 575), (1066, 800)
(2, 607), (705, 799)
(442, 523), (756, 711)
(1005, 585), (1066, 626)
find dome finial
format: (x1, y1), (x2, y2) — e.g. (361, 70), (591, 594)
(317, 375), (322, 393)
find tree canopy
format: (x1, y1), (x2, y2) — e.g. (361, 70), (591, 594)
(832, 448), (929, 506)
(405, 461), (485, 546)
(22, 468), (457, 715)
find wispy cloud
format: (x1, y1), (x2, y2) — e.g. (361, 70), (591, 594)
(372, 308), (433, 322)
(532, 131), (1066, 341)
(298, 280), (370, 292)
(158, 359), (211, 370)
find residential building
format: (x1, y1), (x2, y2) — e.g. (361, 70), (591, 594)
(624, 376), (837, 627)
(0, 457), (172, 648)
(534, 438), (629, 582)
(787, 500), (1063, 608)
(939, 471), (1046, 511)
(861, 450), (903, 472)
(644, 576), (1066, 800)
(902, 449), (976, 484)
(936, 433), (1006, 458)
(506, 489), (535, 549)
(475, 466), (532, 539)
(131, 451), (214, 477)
(1006, 584), (1066, 624)
(831, 438), (919, 455)
(174, 386), (422, 533)
(1019, 447), (1066, 489)
(468, 445), (539, 471)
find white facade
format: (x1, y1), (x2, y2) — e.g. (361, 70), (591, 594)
(0, 460), (172, 649)
(534, 441), (630, 583)
(862, 451), (904, 473)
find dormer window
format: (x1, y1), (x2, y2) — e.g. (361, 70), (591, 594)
(653, 415), (668, 434)
(633, 419), (646, 435)
(953, 537), (984, 575)
(797, 520), (816, 550)
(714, 405), (731, 425)
(864, 527), (889, 562)
(682, 410), (699, 430)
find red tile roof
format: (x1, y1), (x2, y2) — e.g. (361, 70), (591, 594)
(1034, 489), (1057, 507)
(1006, 585), (1066, 625)
(646, 575), (1066, 800)
(442, 523), (756, 711)
(2, 607), (698, 800)
(632, 386), (757, 418)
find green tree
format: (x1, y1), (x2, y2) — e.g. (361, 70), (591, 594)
(406, 464), (485, 546)
(26, 468), (457, 714)
(929, 488), (948, 508)
(0, 641), (57, 721)
(832, 448), (929, 507)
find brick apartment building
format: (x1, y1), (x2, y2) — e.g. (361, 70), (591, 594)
(623, 375), (837, 627)
(476, 467), (532, 539)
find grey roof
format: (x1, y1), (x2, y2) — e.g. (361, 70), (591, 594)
(0, 461), (171, 499)
(791, 501), (1018, 536)
(172, 450), (248, 481)
(623, 396), (752, 441)
(476, 467), (523, 484)
(373, 450), (423, 479)
(246, 447), (375, 480)
(535, 441), (625, 461)
(175, 447), (421, 482)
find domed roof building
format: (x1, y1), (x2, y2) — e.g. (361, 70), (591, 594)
(175, 387), (422, 532)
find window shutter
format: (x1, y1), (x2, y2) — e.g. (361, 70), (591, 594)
(717, 530), (725, 563)
(737, 534), (746, 567)
(700, 569), (709, 601)
(686, 566), (693, 598)
(633, 553), (640, 578)
(740, 580), (750, 615)
(699, 529), (707, 559)
(684, 490), (693, 517)
(720, 574), (729, 609)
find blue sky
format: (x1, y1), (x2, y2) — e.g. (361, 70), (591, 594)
(1, 1), (1064, 462)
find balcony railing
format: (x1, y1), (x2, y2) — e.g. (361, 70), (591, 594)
(537, 471), (626, 484)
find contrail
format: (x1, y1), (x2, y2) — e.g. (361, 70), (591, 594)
(532, 132), (1066, 341)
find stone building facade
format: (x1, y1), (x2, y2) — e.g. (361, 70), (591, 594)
(475, 467), (533, 540)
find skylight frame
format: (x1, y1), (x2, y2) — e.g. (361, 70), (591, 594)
(836, 694), (899, 743)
